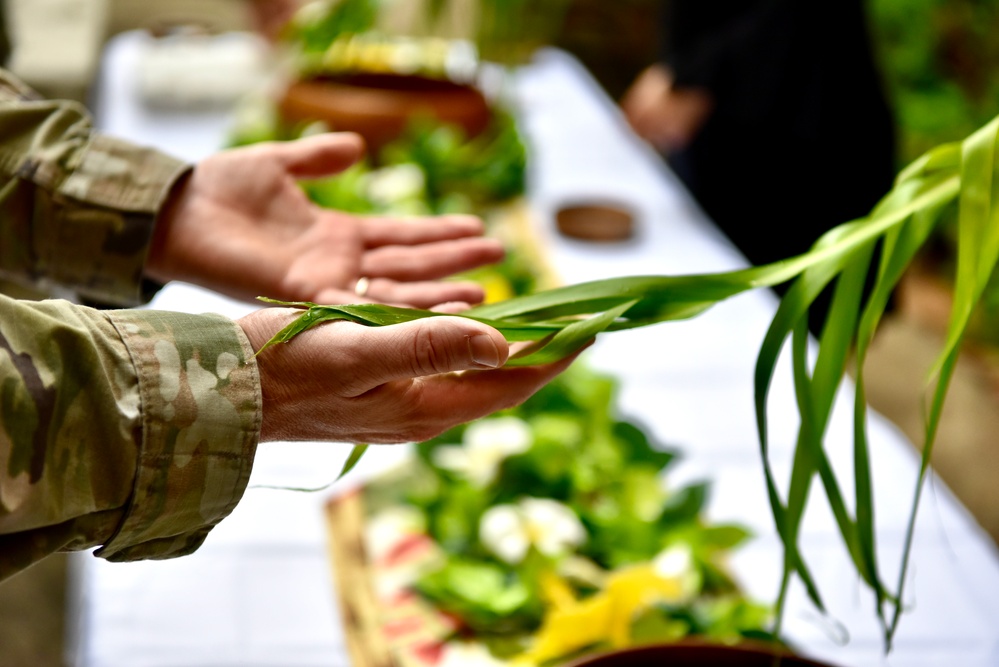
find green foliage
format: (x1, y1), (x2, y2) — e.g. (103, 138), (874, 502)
(476, 0), (574, 65)
(753, 117), (998, 649)
(381, 111), (528, 210)
(230, 109), (527, 216)
(287, 0), (379, 57)
(631, 597), (776, 646)
(301, 163), (378, 214)
(868, 0), (999, 351)
(416, 558), (540, 632)
(394, 364), (756, 641)
(869, 0), (999, 163)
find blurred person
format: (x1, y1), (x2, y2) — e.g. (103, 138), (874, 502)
(0, 57), (579, 581)
(622, 0), (896, 332)
(249, 0), (302, 41)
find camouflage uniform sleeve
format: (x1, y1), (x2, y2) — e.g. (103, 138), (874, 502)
(0, 69), (190, 306)
(0, 294), (261, 582)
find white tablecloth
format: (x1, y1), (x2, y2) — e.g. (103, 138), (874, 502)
(71, 32), (999, 667)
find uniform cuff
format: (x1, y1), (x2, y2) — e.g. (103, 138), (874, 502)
(95, 309), (262, 562)
(40, 135), (191, 306)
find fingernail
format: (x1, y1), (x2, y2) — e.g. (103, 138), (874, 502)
(468, 334), (501, 368)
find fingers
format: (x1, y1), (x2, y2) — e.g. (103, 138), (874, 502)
(384, 281), (486, 309)
(356, 346), (586, 443)
(361, 238), (505, 281)
(270, 133), (366, 179)
(422, 348), (583, 423)
(314, 279), (486, 309)
(429, 301), (473, 314)
(359, 214), (488, 247)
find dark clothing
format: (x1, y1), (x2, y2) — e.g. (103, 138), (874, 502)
(661, 0), (896, 330)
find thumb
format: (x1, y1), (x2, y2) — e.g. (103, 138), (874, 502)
(271, 132), (366, 179)
(343, 317), (510, 396)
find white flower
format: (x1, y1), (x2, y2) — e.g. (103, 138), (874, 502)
(432, 417), (533, 486)
(480, 497), (586, 564)
(365, 163), (426, 206)
(652, 544), (701, 601)
(444, 40), (478, 83)
(437, 641), (511, 667)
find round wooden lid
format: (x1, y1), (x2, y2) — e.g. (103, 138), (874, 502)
(555, 203), (635, 242)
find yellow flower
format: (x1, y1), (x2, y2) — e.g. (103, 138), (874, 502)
(516, 556), (693, 665)
(481, 272), (515, 304)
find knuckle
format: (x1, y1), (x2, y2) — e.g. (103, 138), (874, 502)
(337, 373), (369, 397)
(408, 324), (456, 376)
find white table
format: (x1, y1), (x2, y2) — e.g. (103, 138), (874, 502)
(72, 32), (999, 667)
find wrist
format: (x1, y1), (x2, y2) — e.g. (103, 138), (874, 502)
(237, 308), (302, 441)
(146, 168), (194, 284)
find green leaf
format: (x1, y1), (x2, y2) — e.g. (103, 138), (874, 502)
(505, 299), (637, 366)
(337, 444), (368, 480)
(887, 115), (999, 646)
(657, 482), (709, 527)
(416, 559), (537, 632)
(696, 525), (752, 551)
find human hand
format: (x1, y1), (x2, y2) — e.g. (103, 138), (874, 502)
(239, 307), (585, 443)
(621, 64), (713, 153)
(147, 133), (504, 308)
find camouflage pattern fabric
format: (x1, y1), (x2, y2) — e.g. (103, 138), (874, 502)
(0, 295), (261, 582)
(0, 69), (190, 307)
(0, 66), (263, 582)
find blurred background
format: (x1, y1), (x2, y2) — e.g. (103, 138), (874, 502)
(8, 0), (999, 162)
(1, 0), (998, 664)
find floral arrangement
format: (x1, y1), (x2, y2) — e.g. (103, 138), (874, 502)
(351, 365), (771, 666)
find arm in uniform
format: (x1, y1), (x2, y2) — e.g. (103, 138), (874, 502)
(0, 68), (263, 582)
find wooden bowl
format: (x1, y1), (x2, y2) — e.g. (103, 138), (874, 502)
(555, 202), (635, 242)
(278, 73), (492, 153)
(563, 640), (842, 667)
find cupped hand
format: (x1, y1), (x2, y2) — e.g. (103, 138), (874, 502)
(146, 133), (504, 308)
(239, 307), (584, 444)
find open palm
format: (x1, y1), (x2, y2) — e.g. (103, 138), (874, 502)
(146, 133), (504, 308)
